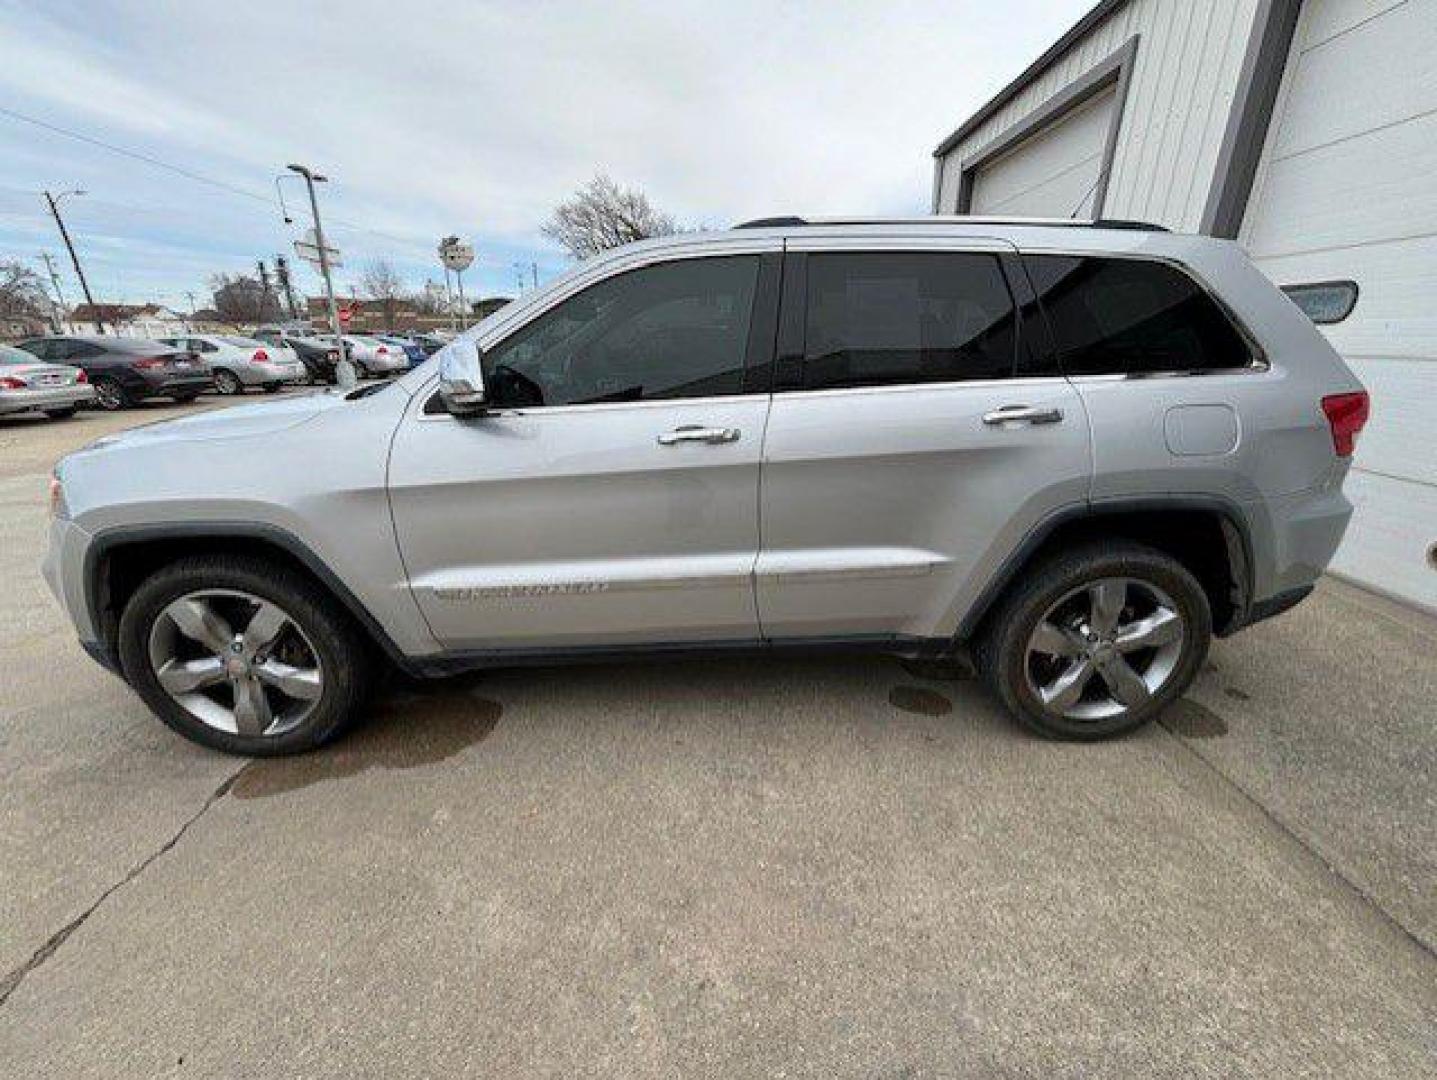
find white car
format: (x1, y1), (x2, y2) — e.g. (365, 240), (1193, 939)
(160, 335), (307, 395)
(340, 335), (408, 377)
(0, 342), (95, 418)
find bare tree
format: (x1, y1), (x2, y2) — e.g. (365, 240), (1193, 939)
(359, 258), (407, 331)
(0, 260), (50, 319)
(542, 174), (679, 259)
(210, 273), (282, 327)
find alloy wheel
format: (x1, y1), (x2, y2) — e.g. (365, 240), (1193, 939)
(94, 379), (124, 410)
(146, 589), (324, 738)
(1023, 577), (1185, 722)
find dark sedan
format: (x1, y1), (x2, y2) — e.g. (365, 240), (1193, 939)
(16, 335), (212, 411)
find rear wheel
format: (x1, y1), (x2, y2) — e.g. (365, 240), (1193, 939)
(117, 555), (372, 755)
(43, 406), (77, 419)
(212, 368), (243, 395)
(976, 541), (1211, 740)
(92, 376), (129, 411)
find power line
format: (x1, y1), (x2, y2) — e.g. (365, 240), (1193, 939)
(0, 104), (443, 254)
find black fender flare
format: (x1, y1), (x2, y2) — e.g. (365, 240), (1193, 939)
(953, 494), (1256, 643)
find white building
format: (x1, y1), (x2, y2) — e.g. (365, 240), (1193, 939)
(932, 0), (1436, 613)
(63, 303), (190, 339)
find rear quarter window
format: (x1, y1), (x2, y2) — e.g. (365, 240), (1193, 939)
(1024, 255), (1252, 376)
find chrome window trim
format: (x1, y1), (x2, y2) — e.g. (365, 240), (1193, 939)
(411, 384), (762, 422)
(769, 375), (1072, 400)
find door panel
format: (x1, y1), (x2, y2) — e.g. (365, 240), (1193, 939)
(388, 249), (779, 652)
(389, 398), (768, 649)
(757, 380), (1090, 640)
(756, 244), (1091, 642)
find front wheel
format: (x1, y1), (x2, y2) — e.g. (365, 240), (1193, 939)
(212, 368), (243, 395)
(117, 555), (373, 755)
(976, 541), (1211, 740)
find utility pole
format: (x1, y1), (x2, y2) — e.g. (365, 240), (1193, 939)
(257, 259), (275, 320)
(185, 290), (198, 330)
(274, 255), (299, 320)
(286, 164), (353, 386)
(531, 261), (539, 290)
(37, 252), (67, 332)
(43, 190), (102, 334)
(442, 266), (456, 332)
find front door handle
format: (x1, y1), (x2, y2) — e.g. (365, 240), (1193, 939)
(982, 404), (1064, 426)
(657, 425), (741, 446)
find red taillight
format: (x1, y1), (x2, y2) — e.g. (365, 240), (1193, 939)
(75, 369), (87, 383)
(377, 346), (389, 355)
(1321, 391), (1370, 457)
(0, 376), (24, 389)
(133, 357), (166, 370)
(252, 349), (270, 362)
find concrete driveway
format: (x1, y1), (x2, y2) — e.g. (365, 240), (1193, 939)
(1, 399), (1434, 1077)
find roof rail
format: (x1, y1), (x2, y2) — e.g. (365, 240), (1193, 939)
(734, 215), (1169, 233)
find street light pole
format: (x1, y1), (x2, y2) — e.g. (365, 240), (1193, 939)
(44, 190), (102, 334)
(37, 252), (67, 333)
(286, 163), (354, 386)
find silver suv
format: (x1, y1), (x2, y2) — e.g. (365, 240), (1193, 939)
(43, 219), (1369, 755)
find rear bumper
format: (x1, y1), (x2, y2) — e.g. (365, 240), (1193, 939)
(1229, 479), (1352, 633)
(237, 362), (306, 385)
(0, 385), (96, 414)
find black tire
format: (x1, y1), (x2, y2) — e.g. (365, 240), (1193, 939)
(43, 406), (78, 419)
(117, 555), (373, 756)
(93, 376), (130, 411)
(975, 540), (1211, 740)
(212, 368), (243, 395)
(263, 382), (282, 393)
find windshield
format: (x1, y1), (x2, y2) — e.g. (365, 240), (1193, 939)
(0, 343), (37, 366)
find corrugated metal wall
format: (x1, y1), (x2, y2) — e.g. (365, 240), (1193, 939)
(1240, 0), (1437, 613)
(936, 0), (1263, 230)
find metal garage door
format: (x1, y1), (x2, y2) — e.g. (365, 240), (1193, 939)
(969, 86), (1117, 218)
(1241, 0), (1437, 613)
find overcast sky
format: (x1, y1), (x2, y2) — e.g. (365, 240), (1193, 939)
(0, 0), (1091, 310)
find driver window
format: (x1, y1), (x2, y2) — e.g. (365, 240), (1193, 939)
(482, 256), (759, 407)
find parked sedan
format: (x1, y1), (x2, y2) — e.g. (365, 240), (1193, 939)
(375, 335), (427, 367)
(159, 334), (306, 395)
(339, 335), (408, 377)
(0, 342), (95, 419)
(252, 330), (348, 384)
(15, 336), (211, 411)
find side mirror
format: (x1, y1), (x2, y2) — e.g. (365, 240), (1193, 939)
(437, 340), (488, 416)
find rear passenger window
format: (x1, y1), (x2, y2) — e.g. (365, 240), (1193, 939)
(1025, 256), (1252, 376)
(802, 253), (1019, 389)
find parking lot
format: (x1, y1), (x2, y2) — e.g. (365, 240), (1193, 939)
(1, 397), (1434, 1076)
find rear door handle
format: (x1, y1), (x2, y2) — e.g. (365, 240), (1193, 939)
(657, 425), (741, 446)
(982, 404), (1064, 426)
